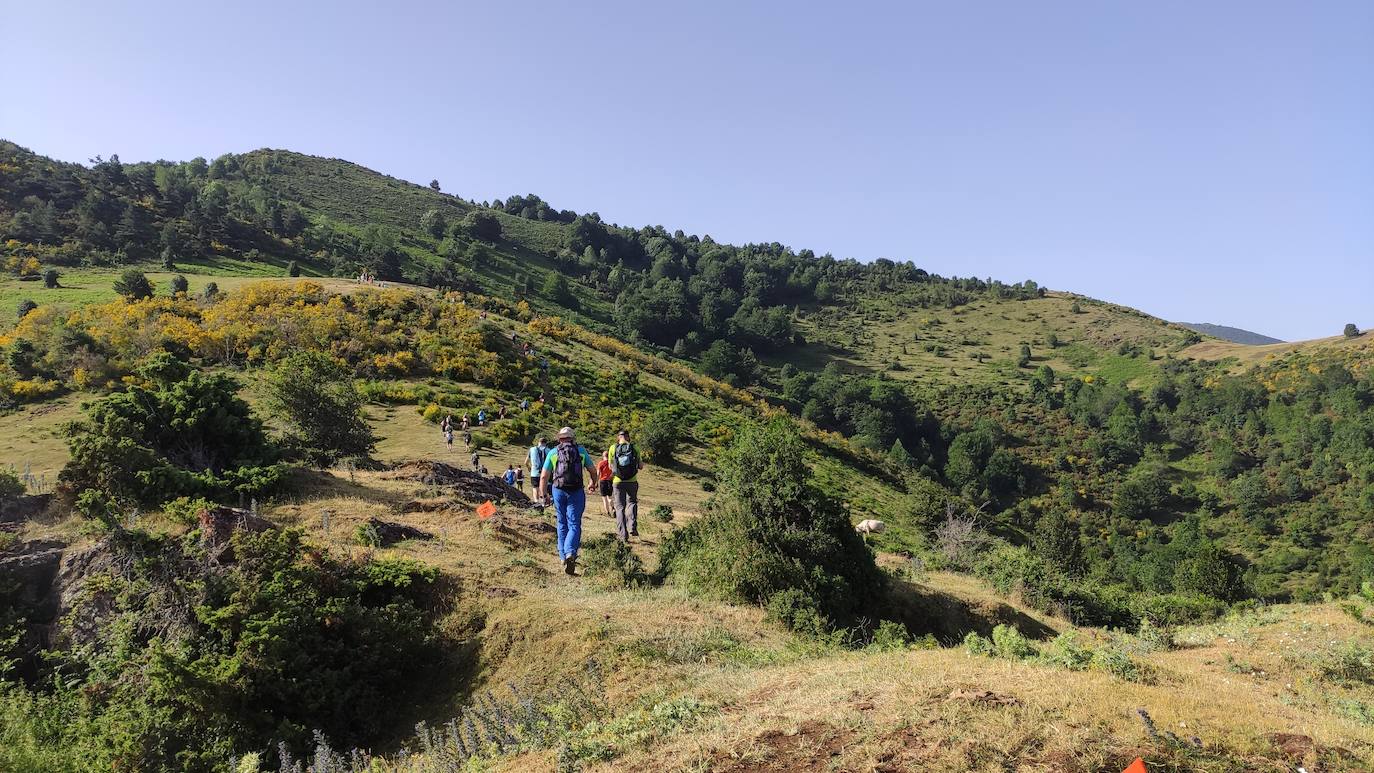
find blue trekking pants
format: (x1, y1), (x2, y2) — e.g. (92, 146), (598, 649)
(551, 487), (586, 560)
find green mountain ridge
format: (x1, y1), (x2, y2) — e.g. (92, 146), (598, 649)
(1181, 322), (1284, 345)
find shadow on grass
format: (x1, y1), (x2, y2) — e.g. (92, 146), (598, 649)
(884, 576), (1059, 645)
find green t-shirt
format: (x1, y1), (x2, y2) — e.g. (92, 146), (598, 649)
(541, 444), (596, 487)
(607, 443), (639, 484)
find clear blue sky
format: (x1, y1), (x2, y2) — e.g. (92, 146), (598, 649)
(6, 1), (1371, 340)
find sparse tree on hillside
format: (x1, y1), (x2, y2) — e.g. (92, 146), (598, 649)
(461, 211), (502, 242)
(17, 299), (37, 320)
(1345, 323), (1361, 338)
(640, 408), (682, 463)
(429, 179), (441, 191)
(202, 282), (219, 301)
(265, 350), (375, 465)
(287, 260), (301, 277)
(1046, 332), (1059, 348)
(161, 248), (176, 270)
(113, 269), (153, 301)
(43, 269), (60, 288)
(420, 208), (447, 239)
(1017, 344), (1032, 368)
(1071, 302), (1083, 314)
(169, 274), (189, 295)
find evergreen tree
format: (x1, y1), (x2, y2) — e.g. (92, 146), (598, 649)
(112, 269), (154, 301)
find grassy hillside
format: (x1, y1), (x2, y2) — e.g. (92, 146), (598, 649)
(2, 142), (1373, 770)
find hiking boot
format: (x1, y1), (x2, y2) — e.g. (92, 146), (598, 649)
(563, 555), (576, 575)
(630, 529), (639, 537)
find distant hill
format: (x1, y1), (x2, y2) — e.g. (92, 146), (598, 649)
(1181, 322), (1283, 345)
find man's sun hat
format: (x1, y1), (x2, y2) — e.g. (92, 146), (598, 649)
(558, 426), (575, 439)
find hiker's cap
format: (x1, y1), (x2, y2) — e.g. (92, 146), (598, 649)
(616, 428), (629, 437)
(558, 426), (575, 439)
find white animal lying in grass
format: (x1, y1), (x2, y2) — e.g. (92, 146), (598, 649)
(855, 519), (886, 534)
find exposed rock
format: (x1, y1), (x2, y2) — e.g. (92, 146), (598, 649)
(944, 689), (1020, 707)
(383, 460), (532, 507)
(0, 493), (53, 530)
(359, 517), (434, 546)
(0, 538), (66, 680)
(198, 505), (277, 560)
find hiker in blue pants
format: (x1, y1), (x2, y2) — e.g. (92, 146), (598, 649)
(539, 426), (599, 575)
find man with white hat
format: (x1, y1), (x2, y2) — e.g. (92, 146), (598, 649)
(539, 426), (599, 575)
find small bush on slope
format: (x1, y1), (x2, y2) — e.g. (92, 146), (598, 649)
(61, 352), (289, 506)
(657, 418), (885, 634)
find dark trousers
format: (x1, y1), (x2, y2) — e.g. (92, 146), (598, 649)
(613, 480), (639, 540)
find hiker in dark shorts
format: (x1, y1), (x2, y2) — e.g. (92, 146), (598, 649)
(607, 429), (643, 542)
(596, 451), (615, 518)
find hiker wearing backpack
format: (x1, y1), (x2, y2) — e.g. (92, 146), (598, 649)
(503, 464), (517, 488)
(607, 429), (644, 542)
(528, 437), (549, 506)
(539, 427), (599, 575)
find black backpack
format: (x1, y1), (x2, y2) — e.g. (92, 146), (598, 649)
(552, 440), (584, 490)
(612, 442), (639, 477)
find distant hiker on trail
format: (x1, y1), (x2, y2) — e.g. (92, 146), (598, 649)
(471, 452), (480, 472)
(528, 437), (549, 506)
(608, 429), (643, 542)
(441, 414), (452, 433)
(520, 397), (530, 411)
(596, 451), (615, 518)
(477, 408), (487, 426)
(445, 427), (454, 449)
(461, 414), (470, 431)
(463, 430), (472, 448)
(498, 404), (507, 420)
(540, 427), (599, 575)
(515, 466), (524, 492)
(503, 465), (517, 488)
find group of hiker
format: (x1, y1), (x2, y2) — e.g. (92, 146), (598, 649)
(439, 411), (645, 576)
(526, 427), (643, 576)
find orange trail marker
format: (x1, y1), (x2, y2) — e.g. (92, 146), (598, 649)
(476, 500), (497, 519)
(1122, 758), (1147, 773)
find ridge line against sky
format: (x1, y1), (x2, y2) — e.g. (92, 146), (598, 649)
(4, 0), (1371, 340)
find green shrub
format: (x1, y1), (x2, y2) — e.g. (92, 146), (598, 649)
(650, 504), (673, 523)
(1130, 592), (1226, 626)
(61, 352), (287, 506)
(0, 468), (23, 500)
(965, 624), (1038, 660)
(1041, 631), (1093, 670)
(581, 535), (648, 589)
(265, 351), (376, 465)
(355, 520), (382, 547)
(639, 408), (682, 463)
(867, 620), (911, 652)
(657, 419), (884, 634)
(2, 528), (444, 771)
(991, 623), (1038, 659)
(765, 589), (831, 637)
(1314, 641), (1374, 686)
(162, 496), (214, 526)
(975, 544), (1062, 609)
(963, 631), (993, 656)
(1090, 647), (1149, 682)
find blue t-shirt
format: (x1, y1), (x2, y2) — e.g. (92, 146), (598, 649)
(503, 469), (516, 485)
(528, 444), (548, 473)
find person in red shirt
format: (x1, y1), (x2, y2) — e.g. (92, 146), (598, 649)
(596, 451), (615, 518)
